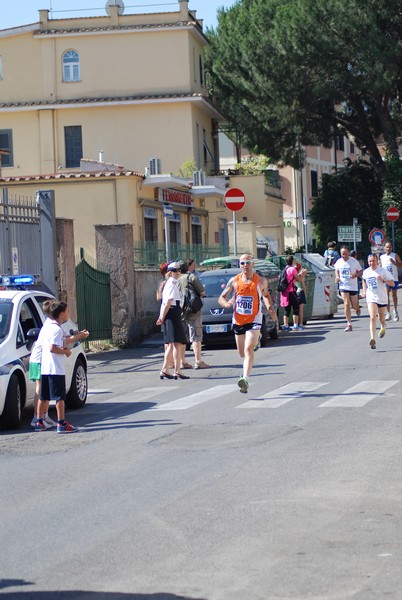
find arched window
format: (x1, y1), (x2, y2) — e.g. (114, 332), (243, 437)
(63, 50), (80, 82)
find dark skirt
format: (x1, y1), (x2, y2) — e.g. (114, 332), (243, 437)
(163, 304), (187, 344)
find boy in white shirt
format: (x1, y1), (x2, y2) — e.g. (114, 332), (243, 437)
(35, 300), (77, 433)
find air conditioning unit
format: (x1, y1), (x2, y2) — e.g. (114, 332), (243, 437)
(192, 170), (206, 186)
(148, 157), (162, 175)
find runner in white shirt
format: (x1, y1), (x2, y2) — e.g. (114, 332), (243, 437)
(379, 241), (402, 322)
(334, 246), (362, 332)
(361, 254), (394, 349)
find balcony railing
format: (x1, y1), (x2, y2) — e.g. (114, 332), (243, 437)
(134, 242), (229, 267)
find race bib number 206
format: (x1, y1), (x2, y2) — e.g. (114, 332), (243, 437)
(236, 295), (253, 315)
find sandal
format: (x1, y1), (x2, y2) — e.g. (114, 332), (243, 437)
(180, 361), (193, 369)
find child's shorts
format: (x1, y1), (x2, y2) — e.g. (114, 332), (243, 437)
(29, 362), (41, 381)
(40, 374), (66, 402)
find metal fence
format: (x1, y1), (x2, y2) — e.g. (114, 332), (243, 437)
(133, 242), (229, 266)
(0, 189), (41, 276)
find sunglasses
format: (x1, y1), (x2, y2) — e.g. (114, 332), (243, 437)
(169, 269), (179, 273)
(240, 260), (252, 265)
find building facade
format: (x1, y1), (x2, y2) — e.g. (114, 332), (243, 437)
(0, 1), (236, 260)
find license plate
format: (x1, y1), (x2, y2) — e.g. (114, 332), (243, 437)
(206, 324), (228, 333)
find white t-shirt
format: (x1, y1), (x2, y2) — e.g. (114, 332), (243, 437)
(362, 266), (394, 305)
(334, 257), (361, 292)
(380, 252), (398, 281)
(40, 319), (66, 375)
(162, 276), (183, 307)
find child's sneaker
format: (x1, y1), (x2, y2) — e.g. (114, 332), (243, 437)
(43, 413), (57, 428)
(34, 420), (47, 432)
(57, 421), (78, 434)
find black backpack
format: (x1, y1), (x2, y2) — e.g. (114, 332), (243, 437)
(278, 267), (289, 293)
(183, 275), (203, 315)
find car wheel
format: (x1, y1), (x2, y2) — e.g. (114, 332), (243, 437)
(269, 324), (279, 340)
(0, 374), (22, 430)
(260, 318), (268, 347)
(66, 358), (87, 409)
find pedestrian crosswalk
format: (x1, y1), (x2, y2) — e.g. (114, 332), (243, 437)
(89, 380), (399, 412)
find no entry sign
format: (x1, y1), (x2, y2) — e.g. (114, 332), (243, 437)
(386, 206), (400, 222)
(224, 188), (245, 212)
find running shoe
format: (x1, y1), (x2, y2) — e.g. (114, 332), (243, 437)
(356, 307), (361, 316)
(43, 413), (57, 428)
(56, 421), (78, 434)
(379, 326), (386, 338)
(253, 334), (262, 352)
(281, 325), (291, 331)
(291, 325), (304, 331)
(34, 420), (47, 432)
(385, 312), (391, 321)
(237, 376), (249, 394)
(31, 415), (53, 429)
(344, 324), (352, 332)
(393, 310), (399, 322)
(369, 338), (376, 349)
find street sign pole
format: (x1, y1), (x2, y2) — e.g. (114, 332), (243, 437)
(392, 221), (395, 248)
(233, 213), (237, 256)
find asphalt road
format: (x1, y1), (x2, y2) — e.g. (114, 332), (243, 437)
(1, 302), (402, 600)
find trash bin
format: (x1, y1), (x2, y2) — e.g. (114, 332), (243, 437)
(268, 255), (315, 325)
(295, 253), (338, 319)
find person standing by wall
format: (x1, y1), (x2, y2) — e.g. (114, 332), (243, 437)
(295, 262), (307, 329)
(361, 254), (394, 349)
(180, 258), (210, 370)
(218, 254), (270, 393)
(334, 246), (362, 332)
(380, 241), (402, 322)
(156, 262), (189, 380)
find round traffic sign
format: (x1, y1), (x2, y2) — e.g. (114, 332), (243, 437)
(369, 228), (385, 245)
(224, 187), (245, 212)
(386, 206), (400, 222)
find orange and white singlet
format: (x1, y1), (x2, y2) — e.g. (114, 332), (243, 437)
(232, 273), (263, 326)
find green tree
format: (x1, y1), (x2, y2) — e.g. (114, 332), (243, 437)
(206, 0), (402, 175)
(309, 161), (383, 253)
(381, 154), (402, 247)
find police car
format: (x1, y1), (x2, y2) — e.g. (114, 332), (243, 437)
(0, 275), (88, 430)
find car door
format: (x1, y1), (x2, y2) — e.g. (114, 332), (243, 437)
(17, 297), (46, 404)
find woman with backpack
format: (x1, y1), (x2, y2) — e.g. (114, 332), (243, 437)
(280, 255), (307, 331)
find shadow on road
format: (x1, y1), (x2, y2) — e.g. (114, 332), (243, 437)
(0, 580), (207, 600)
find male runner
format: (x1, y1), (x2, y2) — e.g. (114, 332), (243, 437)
(218, 254), (270, 393)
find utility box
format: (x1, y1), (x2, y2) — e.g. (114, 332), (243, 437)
(296, 253), (338, 319)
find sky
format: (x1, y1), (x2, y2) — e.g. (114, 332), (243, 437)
(0, 0), (236, 30)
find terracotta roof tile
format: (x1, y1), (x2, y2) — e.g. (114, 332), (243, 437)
(0, 170), (144, 183)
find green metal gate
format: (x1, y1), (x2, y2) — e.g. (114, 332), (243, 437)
(75, 257), (112, 343)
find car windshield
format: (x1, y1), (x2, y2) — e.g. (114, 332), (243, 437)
(0, 300), (13, 342)
(198, 274), (231, 297)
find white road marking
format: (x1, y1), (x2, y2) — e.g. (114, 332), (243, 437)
(87, 388), (111, 395)
(319, 381), (399, 407)
(238, 382), (327, 408)
(150, 384), (238, 410)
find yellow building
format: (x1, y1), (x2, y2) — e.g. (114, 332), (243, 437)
(0, 0), (284, 260)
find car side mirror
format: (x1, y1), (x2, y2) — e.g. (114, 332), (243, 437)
(26, 328), (40, 341)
